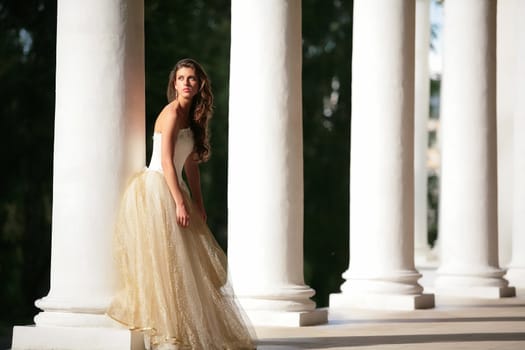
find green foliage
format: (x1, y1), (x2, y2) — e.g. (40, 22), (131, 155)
(427, 173), (439, 247)
(302, 0), (353, 306)
(0, 0), (56, 335)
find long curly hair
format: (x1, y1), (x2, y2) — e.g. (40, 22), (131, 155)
(167, 58), (213, 162)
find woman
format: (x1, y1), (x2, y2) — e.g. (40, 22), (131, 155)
(107, 58), (255, 350)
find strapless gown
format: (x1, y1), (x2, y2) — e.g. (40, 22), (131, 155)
(107, 128), (255, 349)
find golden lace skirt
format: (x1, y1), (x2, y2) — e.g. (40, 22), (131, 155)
(107, 170), (255, 349)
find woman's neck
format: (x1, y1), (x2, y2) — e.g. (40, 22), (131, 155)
(177, 97), (192, 112)
(176, 97), (192, 126)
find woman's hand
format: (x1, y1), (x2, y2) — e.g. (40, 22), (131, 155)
(176, 202), (190, 227)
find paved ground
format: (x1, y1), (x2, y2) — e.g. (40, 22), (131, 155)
(4, 268), (525, 349)
(255, 290), (525, 349)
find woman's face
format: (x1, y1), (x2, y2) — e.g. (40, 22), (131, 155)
(174, 67), (199, 100)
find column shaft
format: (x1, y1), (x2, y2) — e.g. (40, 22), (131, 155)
(13, 0), (144, 347)
(435, 0), (515, 298)
(228, 0), (326, 326)
(330, 0), (434, 311)
(414, 0), (433, 266)
(497, 0), (519, 268)
(506, 0), (525, 289)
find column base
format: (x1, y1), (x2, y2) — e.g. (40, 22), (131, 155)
(234, 284), (317, 312)
(12, 325), (145, 350)
(245, 309), (327, 327)
(505, 267), (525, 288)
(34, 311), (117, 327)
(435, 285), (516, 298)
(329, 292), (435, 311)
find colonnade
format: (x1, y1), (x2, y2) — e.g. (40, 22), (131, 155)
(12, 0), (524, 348)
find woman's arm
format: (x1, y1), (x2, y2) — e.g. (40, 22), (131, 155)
(161, 107), (190, 227)
(184, 156), (206, 222)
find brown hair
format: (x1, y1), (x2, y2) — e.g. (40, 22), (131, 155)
(167, 58), (213, 162)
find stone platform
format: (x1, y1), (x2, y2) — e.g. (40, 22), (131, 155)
(255, 290), (525, 349)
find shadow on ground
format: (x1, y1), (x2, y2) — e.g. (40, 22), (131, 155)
(257, 332), (525, 349)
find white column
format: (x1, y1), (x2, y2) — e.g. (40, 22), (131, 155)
(505, 0), (525, 289)
(12, 0), (145, 348)
(227, 0), (326, 327)
(329, 0), (434, 311)
(497, 0), (519, 268)
(414, 0), (433, 267)
(435, 0), (515, 298)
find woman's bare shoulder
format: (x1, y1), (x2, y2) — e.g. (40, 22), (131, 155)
(161, 101), (180, 118)
(155, 101), (179, 132)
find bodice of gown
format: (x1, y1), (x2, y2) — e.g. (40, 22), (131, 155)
(147, 128), (194, 183)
